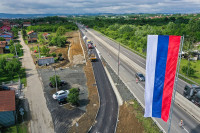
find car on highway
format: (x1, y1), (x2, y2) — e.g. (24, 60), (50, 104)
(49, 80), (67, 88)
(135, 73), (145, 81)
(52, 90), (69, 99)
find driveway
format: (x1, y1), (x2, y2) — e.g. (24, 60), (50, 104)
(19, 32), (54, 133)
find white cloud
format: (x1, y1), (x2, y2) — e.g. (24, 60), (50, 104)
(0, 0), (199, 14)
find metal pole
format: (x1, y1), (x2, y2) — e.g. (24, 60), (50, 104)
(168, 36), (184, 133)
(117, 42), (120, 85)
(187, 41), (191, 76)
(38, 45), (41, 58)
(53, 66), (58, 92)
(14, 43), (18, 57)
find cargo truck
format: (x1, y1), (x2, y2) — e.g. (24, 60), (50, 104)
(89, 53), (97, 62)
(183, 84), (200, 107)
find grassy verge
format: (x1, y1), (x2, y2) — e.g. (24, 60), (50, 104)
(132, 99), (161, 133)
(0, 68), (27, 86)
(179, 59), (200, 85)
(0, 53), (14, 58)
(2, 123), (28, 133)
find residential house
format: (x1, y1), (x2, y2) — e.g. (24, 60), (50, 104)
(42, 32), (50, 40)
(27, 30), (38, 43)
(0, 31), (13, 42)
(0, 25), (11, 31)
(3, 20), (10, 27)
(10, 23), (19, 28)
(0, 90), (16, 127)
(0, 41), (8, 54)
(23, 22), (31, 27)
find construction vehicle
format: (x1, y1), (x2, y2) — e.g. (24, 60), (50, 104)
(183, 84), (200, 107)
(89, 53), (97, 62)
(88, 43), (93, 49)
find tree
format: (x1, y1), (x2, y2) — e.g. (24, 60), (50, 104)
(56, 26), (66, 36)
(49, 75), (61, 87)
(0, 58), (7, 75)
(41, 46), (50, 55)
(0, 37), (5, 41)
(4, 58), (22, 79)
(182, 65), (196, 76)
(9, 40), (14, 46)
(10, 43), (23, 56)
(52, 52), (56, 57)
(67, 88), (79, 105)
(58, 53), (62, 57)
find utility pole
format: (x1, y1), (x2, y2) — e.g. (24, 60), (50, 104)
(38, 45), (41, 58)
(52, 66), (58, 92)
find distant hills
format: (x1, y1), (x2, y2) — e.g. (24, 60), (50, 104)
(0, 13), (117, 19)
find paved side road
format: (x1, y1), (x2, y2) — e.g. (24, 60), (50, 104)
(19, 32), (54, 133)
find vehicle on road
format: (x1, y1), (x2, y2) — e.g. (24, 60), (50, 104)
(52, 90), (69, 100)
(88, 43), (93, 49)
(183, 84), (200, 107)
(89, 53), (97, 62)
(135, 73), (145, 81)
(49, 80), (67, 88)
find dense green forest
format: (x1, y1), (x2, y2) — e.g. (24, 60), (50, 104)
(27, 22), (77, 32)
(78, 16), (200, 54)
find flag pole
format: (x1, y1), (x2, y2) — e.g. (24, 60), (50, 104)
(167, 36), (184, 133)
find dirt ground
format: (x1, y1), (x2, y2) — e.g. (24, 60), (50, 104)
(68, 32), (99, 133)
(117, 102), (144, 133)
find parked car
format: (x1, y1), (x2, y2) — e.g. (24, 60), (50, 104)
(49, 80), (67, 88)
(52, 90), (69, 99)
(135, 73), (145, 81)
(58, 98), (67, 105)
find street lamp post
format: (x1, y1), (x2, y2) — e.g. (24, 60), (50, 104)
(52, 66), (58, 92)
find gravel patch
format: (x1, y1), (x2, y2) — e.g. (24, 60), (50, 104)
(102, 58), (135, 101)
(38, 64), (88, 133)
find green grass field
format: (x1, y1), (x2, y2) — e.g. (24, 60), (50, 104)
(0, 53), (14, 58)
(180, 59), (200, 85)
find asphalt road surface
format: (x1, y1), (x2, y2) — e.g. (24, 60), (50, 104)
(82, 37), (118, 133)
(79, 26), (200, 133)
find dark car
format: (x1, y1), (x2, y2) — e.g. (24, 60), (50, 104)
(135, 73), (145, 81)
(58, 98), (67, 105)
(49, 80), (67, 88)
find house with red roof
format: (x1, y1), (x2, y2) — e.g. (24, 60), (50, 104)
(0, 25), (11, 31)
(27, 30), (38, 43)
(42, 32), (50, 40)
(23, 22), (31, 27)
(0, 90), (16, 127)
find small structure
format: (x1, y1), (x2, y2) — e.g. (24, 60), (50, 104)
(0, 90), (16, 127)
(38, 57), (55, 66)
(0, 41), (8, 54)
(23, 22), (31, 27)
(3, 20), (10, 27)
(0, 31), (13, 42)
(42, 32), (50, 40)
(27, 30), (38, 43)
(10, 23), (19, 28)
(0, 25), (11, 31)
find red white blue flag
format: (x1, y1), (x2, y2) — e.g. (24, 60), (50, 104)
(144, 35), (181, 122)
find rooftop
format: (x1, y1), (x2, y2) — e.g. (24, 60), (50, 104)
(0, 90), (15, 112)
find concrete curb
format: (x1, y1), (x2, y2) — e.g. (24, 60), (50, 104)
(104, 66), (123, 106)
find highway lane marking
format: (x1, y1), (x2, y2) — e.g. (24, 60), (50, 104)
(182, 126), (189, 133)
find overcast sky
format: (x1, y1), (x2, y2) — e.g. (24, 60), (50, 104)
(0, 0), (200, 14)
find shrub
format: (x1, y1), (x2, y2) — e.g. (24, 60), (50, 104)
(52, 52), (57, 57)
(68, 88), (79, 105)
(49, 75), (61, 87)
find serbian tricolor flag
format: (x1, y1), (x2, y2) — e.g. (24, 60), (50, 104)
(144, 35), (181, 122)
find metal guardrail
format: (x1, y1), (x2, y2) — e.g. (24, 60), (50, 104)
(178, 73), (200, 86)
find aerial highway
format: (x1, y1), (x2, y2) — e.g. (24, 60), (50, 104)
(78, 25), (200, 133)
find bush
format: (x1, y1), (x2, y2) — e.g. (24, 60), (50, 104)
(58, 53), (62, 57)
(52, 52), (57, 57)
(68, 88), (79, 105)
(182, 65), (196, 76)
(49, 75), (61, 87)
